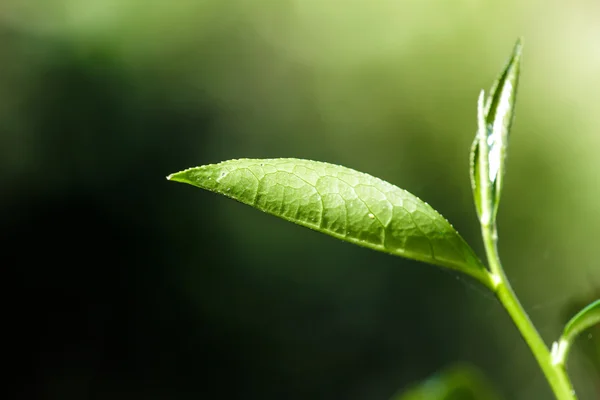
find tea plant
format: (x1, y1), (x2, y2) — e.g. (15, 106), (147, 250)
(168, 40), (599, 400)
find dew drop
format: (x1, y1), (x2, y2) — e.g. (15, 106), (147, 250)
(368, 213), (375, 219)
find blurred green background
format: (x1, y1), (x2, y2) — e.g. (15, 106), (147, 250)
(2, 1), (599, 399)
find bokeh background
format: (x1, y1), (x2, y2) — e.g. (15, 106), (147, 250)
(2, 1), (599, 399)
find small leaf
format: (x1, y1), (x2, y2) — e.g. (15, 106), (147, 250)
(470, 39), (522, 225)
(562, 295), (600, 376)
(552, 299), (600, 366)
(169, 158), (492, 288)
(563, 299), (600, 342)
(390, 363), (503, 400)
(470, 90), (489, 222)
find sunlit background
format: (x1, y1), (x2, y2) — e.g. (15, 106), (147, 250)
(3, 1), (599, 399)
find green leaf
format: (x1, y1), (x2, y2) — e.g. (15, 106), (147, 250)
(169, 158), (492, 288)
(470, 39), (522, 225)
(552, 299), (600, 367)
(390, 363), (503, 400)
(470, 90), (488, 222)
(561, 295), (600, 375)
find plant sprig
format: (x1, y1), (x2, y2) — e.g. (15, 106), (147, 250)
(168, 39), (598, 400)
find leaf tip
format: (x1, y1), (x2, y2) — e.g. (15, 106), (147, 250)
(478, 89), (485, 100)
(477, 89), (486, 111)
(514, 37), (523, 50)
(166, 170), (188, 183)
(510, 38), (523, 65)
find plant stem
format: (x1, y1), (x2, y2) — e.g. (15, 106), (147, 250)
(481, 223), (577, 400)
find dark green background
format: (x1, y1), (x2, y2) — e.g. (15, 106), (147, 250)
(2, 1), (599, 399)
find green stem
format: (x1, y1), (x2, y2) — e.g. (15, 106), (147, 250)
(481, 223), (577, 400)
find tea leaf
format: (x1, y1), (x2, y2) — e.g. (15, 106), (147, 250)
(470, 39), (522, 225)
(471, 90), (489, 222)
(552, 299), (600, 366)
(169, 158), (492, 288)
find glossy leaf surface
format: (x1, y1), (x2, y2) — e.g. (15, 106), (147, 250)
(169, 158), (491, 287)
(563, 299), (600, 342)
(470, 39), (522, 224)
(552, 299), (600, 366)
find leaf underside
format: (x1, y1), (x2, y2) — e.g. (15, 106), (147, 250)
(562, 299), (600, 345)
(169, 158), (490, 286)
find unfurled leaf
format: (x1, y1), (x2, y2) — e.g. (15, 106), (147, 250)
(563, 299), (600, 343)
(552, 299), (600, 366)
(390, 363), (502, 400)
(169, 158), (492, 288)
(562, 295), (600, 377)
(470, 39), (522, 225)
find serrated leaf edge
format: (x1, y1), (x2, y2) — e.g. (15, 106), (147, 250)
(168, 158), (494, 289)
